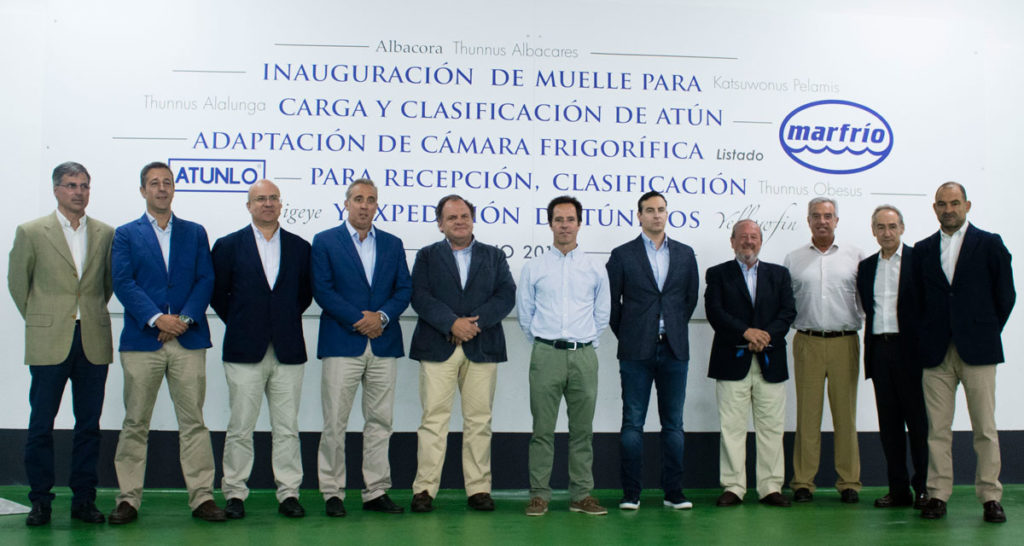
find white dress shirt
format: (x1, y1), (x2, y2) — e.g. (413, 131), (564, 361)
(251, 223), (281, 289)
(146, 212), (173, 326)
(737, 259), (758, 304)
(517, 246), (610, 346)
(57, 210), (87, 319)
(939, 220), (968, 284)
(871, 249), (901, 334)
(784, 241), (864, 331)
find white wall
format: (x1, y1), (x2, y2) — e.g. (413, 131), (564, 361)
(1, 0), (1022, 433)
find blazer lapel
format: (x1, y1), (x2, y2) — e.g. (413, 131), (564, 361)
(81, 216), (105, 278)
(338, 227), (370, 289)
(439, 241), (462, 291)
(42, 213), (76, 272)
(631, 237), (659, 291)
(138, 214), (169, 277)
(243, 227), (273, 292)
(951, 225), (980, 288)
(729, 261), (755, 311)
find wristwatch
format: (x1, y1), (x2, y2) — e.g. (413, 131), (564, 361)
(179, 314), (195, 326)
(378, 312), (389, 327)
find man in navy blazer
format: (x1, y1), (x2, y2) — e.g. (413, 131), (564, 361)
(211, 180), (312, 519)
(912, 182), (1015, 523)
(408, 194), (516, 513)
(312, 179), (411, 517)
(606, 191), (698, 510)
(705, 219), (795, 508)
(109, 161), (224, 524)
(856, 206), (928, 510)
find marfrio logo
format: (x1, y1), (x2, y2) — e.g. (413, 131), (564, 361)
(779, 100), (893, 175)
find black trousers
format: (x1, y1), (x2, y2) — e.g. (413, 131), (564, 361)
(869, 336), (928, 493)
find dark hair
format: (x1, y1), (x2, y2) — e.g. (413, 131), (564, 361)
(140, 161), (171, 188)
(547, 195), (582, 223)
(937, 181), (967, 201)
(52, 161), (90, 187)
(435, 194), (475, 223)
(637, 191), (666, 212)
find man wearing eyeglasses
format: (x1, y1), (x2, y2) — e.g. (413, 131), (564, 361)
(211, 179), (313, 519)
(9, 162), (114, 526)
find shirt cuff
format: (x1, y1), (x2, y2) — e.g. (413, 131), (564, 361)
(147, 313), (162, 328)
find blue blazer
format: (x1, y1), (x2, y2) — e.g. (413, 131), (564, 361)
(211, 226), (312, 364)
(409, 239), (516, 363)
(311, 225), (411, 359)
(857, 244), (919, 379)
(112, 214), (213, 351)
(607, 235), (699, 362)
(912, 224), (1015, 367)
(704, 259), (795, 383)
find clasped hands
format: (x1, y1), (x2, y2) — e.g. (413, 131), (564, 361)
(354, 310), (385, 339)
(155, 314), (188, 343)
(448, 315), (480, 345)
(743, 327), (771, 353)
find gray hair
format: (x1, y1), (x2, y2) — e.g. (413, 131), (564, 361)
(871, 204), (904, 225)
(345, 178), (377, 200)
(52, 161), (90, 187)
(730, 218), (762, 238)
(807, 196), (838, 216)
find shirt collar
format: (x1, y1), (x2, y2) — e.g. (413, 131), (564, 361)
(55, 209), (87, 230)
(641, 231), (668, 251)
(346, 221), (375, 241)
(879, 246), (902, 261)
(146, 211), (173, 229)
(447, 237), (475, 253)
(251, 222), (280, 242)
(736, 259), (758, 273)
(940, 220), (969, 241)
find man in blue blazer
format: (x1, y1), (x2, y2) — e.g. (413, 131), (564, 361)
(705, 219), (795, 508)
(856, 206), (927, 510)
(912, 182), (1015, 523)
(312, 179), (411, 517)
(108, 161), (224, 524)
(606, 191), (698, 510)
(408, 194), (516, 513)
(211, 180), (312, 519)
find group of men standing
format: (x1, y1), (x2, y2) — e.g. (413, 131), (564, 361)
(9, 160), (1014, 527)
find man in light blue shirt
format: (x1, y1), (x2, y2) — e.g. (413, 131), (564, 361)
(518, 195), (610, 517)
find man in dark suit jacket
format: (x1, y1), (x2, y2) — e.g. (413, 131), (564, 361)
(211, 180), (313, 519)
(408, 194), (516, 513)
(856, 205), (928, 510)
(606, 191), (698, 510)
(912, 182), (1015, 523)
(108, 161), (225, 524)
(312, 179), (411, 517)
(8, 162), (114, 525)
(705, 219), (795, 508)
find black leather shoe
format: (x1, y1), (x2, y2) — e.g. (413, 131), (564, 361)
(108, 502), (138, 525)
(411, 491), (434, 513)
(467, 492), (495, 511)
(26, 503), (51, 526)
(913, 491), (930, 510)
(325, 496), (346, 517)
(759, 492), (791, 507)
(840, 489), (860, 504)
(874, 492), (912, 508)
(921, 498), (947, 519)
(363, 494), (404, 514)
(984, 500), (1007, 523)
(278, 497), (305, 518)
(716, 491), (742, 507)
(71, 502), (105, 523)
(224, 498), (245, 519)
(191, 500), (227, 522)
(793, 488), (813, 503)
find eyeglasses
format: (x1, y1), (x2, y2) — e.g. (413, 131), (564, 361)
(252, 195), (280, 203)
(57, 182), (90, 191)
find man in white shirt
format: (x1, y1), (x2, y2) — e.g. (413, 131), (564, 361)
(855, 206), (928, 510)
(784, 197), (864, 504)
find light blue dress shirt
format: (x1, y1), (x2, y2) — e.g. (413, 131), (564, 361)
(346, 221), (376, 286)
(517, 246), (610, 346)
(449, 238), (474, 289)
(642, 232), (670, 333)
(737, 259), (758, 304)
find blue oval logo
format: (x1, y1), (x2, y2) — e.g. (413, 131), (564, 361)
(779, 100), (893, 175)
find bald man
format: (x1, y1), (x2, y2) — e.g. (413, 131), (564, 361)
(211, 180), (313, 519)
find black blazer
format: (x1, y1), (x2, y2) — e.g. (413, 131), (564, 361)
(856, 244), (918, 379)
(409, 239), (516, 363)
(211, 226), (312, 364)
(704, 259), (795, 383)
(607, 236), (698, 361)
(911, 224), (1015, 367)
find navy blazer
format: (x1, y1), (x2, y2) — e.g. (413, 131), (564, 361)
(211, 226), (312, 364)
(704, 259), (795, 383)
(607, 235), (698, 362)
(112, 214), (213, 351)
(311, 225), (411, 359)
(912, 224), (1015, 367)
(857, 244), (919, 379)
(409, 239), (516, 363)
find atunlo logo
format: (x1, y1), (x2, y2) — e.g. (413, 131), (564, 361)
(779, 100), (893, 175)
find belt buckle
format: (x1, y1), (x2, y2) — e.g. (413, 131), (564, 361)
(564, 340), (579, 351)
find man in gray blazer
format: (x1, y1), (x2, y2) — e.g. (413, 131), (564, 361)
(8, 162), (114, 526)
(606, 191), (698, 510)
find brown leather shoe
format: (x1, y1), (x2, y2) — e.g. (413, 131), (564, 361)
(759, 492), (792, 507)
(191, 500), (227, 522)
(467, 492), (495, 511)
(108, 501), (138, 525)
(716, 491), (742, 507)
(411, 491), (434, 513)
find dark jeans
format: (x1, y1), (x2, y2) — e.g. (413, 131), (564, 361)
(619, 341), (688, 497)
(25, 324), (108, 506)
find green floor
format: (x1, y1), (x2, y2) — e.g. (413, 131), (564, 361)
(1, 485), (1020, 545)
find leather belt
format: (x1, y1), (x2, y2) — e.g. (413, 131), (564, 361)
(872, 333), (900, 342)
(535, 338), (592, 351)
(798, 330), (857, 338)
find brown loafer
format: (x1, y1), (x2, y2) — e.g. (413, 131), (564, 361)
(108, 502), (138, 525)
(191, 500), (227, 522)
(716, 491), (742, 507)
(759, 492), (792, 507)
